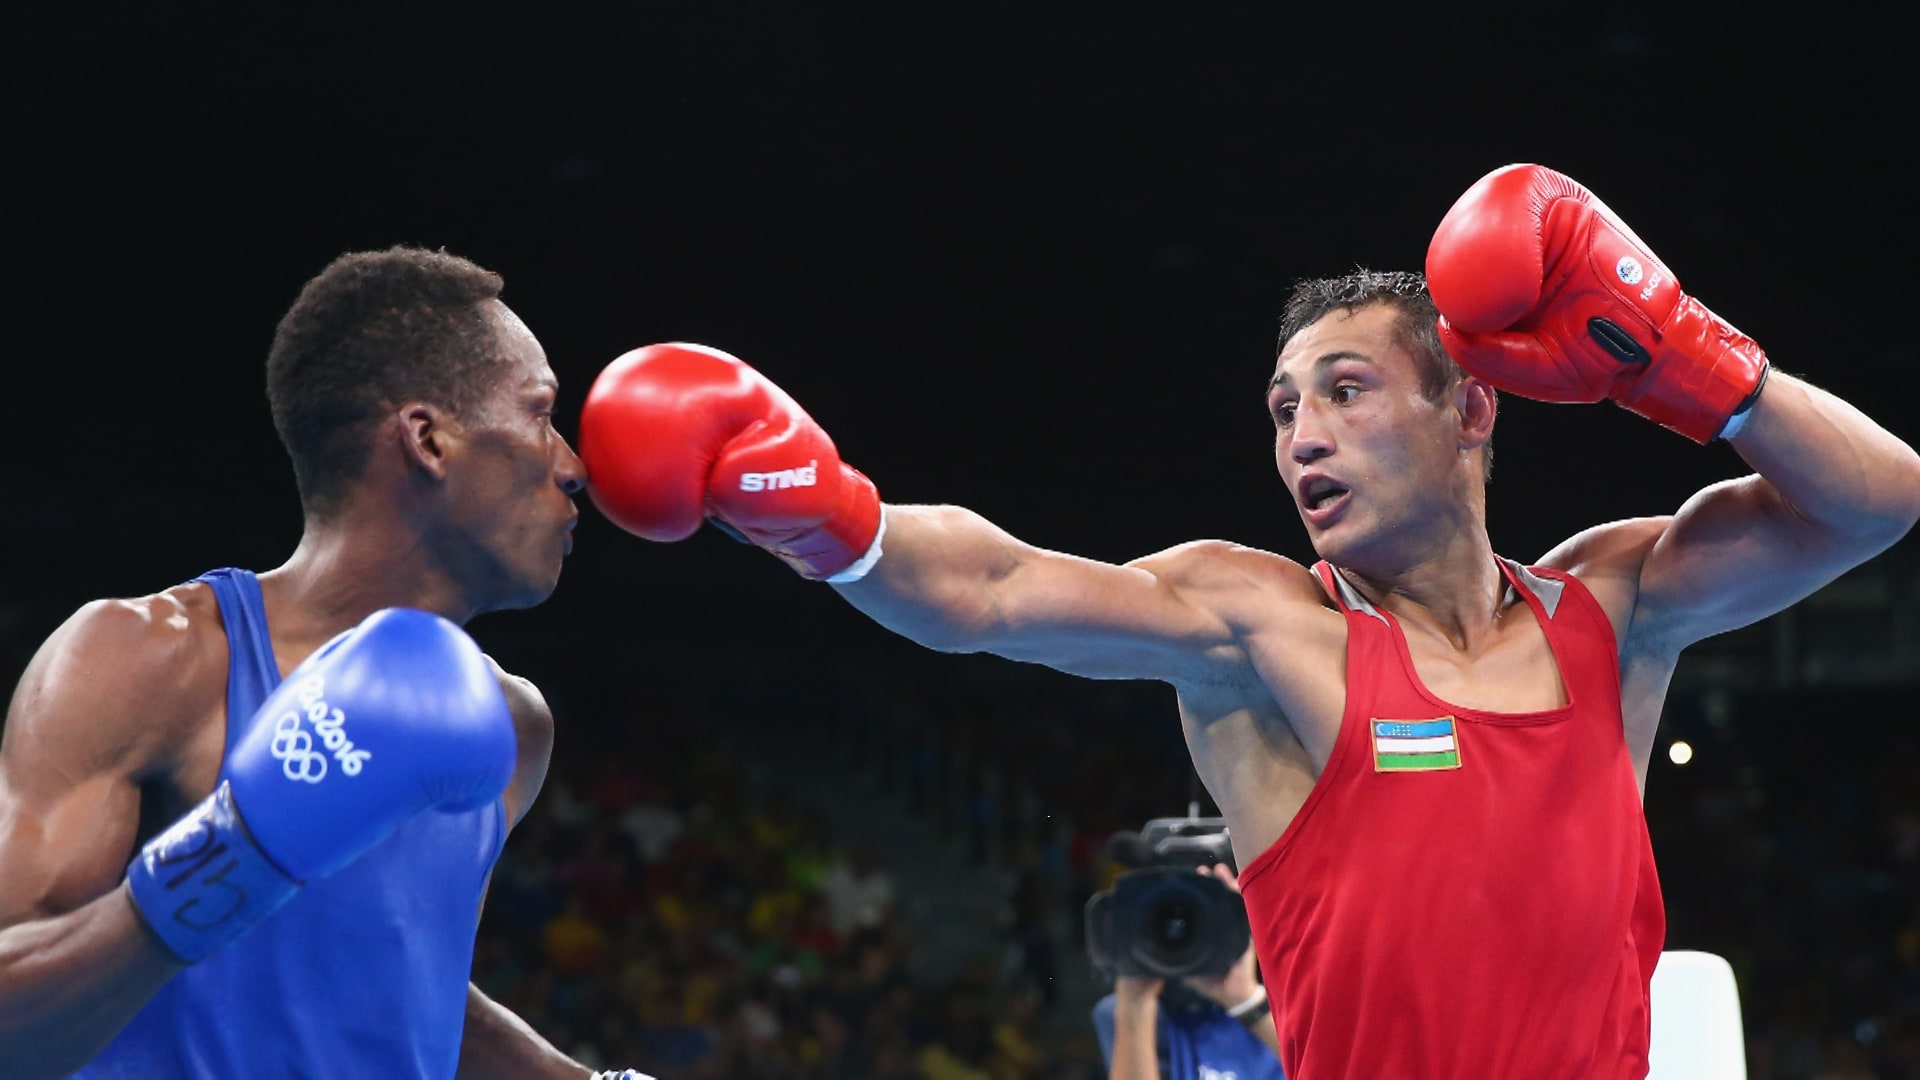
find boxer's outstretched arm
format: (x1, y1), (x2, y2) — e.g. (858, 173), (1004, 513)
(833, 504), (1253, 684)
(0, 602), (192, 1079)
(1628, 371), (1920, 647)
(577, 344), (1259, 684)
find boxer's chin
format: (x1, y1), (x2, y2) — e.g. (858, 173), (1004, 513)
(492, 560), (565, 613)
(1301, 506), (1367, 565)
(526, 562), (566, 607)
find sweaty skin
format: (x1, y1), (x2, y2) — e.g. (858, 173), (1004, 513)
(831, 303), (1920, 871)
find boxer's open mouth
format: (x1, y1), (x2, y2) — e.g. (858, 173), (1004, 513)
(1299, 475), (1349, 510)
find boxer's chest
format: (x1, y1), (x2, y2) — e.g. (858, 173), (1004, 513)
(1250, 597), (1570, 773)
(1395, 609), (1569, 713)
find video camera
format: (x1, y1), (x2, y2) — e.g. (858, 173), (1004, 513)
(1084, 815), (1251, 980)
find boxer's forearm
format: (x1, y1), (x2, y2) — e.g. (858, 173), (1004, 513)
(0, 883), (184, 1079)
(832, 504), (1029, 652)
(456, 983), (591, 1079)
(1726, 372), (1920, 545)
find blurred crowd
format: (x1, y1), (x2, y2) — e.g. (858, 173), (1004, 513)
(469, 683), (1110, 1080)
(470, 653), (1920, 1079)
(1652, 685), (1920, 1078)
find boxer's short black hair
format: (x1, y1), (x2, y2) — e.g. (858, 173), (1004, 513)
(1278, 269), (1463, 401)
(1279, 269), (1492, 480)
(266, 246), (505, 513)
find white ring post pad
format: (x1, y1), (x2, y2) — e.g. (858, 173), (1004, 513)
(1647, 949), (1747, 1080)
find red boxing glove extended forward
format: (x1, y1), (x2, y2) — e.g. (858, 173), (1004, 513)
(1426, 164), (1768, 443)
(578, 343), (881, 580)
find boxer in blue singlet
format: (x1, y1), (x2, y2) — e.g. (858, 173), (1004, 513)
(0, 248), (647, 1079)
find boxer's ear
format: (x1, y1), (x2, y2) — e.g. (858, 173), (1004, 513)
(1456, 377), (1496, 453)
(398, 402), (456, 482)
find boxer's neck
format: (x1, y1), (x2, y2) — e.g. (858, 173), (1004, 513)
(1334, 524), (1507, 652)
(261, 507), (478, 648)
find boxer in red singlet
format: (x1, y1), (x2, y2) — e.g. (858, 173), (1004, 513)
(580, 165), (1920, 1077)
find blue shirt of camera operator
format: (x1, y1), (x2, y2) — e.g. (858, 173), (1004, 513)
(1093, 987), (1284, 1080)
(1092, 865), (1284, 1080)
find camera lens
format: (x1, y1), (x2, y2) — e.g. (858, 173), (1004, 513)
(1145, 889), (1201, 959)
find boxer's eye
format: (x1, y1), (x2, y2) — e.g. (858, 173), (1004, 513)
(1273, 402), (1297, 427)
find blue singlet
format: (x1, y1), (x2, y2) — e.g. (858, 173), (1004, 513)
(76, 568), (507, 1079)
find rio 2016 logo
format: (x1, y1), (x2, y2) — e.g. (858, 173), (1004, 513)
(268, 674), (372, 783)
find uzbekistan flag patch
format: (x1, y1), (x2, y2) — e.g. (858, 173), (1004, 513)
(1372, 717), (1462, 772)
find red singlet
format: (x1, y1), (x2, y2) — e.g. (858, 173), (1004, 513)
(1237, 559), (1665, 1079)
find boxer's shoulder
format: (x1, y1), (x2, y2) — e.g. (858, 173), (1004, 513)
(481, 656), (551, 731)
(1130, 540), (1328, 623)
(8, 585), (228, 774)
(1535, 516), (1671, 646)
(1537, 515), (1668, 575)
(1129, 539), (1308, 587)
(482, 655), (553, 826)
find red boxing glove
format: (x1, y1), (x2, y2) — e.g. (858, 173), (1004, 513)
(578, 343), (882, 580)
(1426, 164), (1768, 443)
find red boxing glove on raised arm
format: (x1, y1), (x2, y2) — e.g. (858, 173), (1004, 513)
(578, 343), (882, 580)
(1426, 163), (1769, 443)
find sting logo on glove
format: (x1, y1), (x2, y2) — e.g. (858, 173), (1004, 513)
(739, 460), (820, 492)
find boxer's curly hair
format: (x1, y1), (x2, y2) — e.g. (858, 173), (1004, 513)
(266, 246), (506, 513)
(1278, 268), (1492, 480)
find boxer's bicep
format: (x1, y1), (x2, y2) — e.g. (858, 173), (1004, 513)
(990, 541), (1253, 681)
(0, 602), (172, 927)
(1628, 372), (1920, 649)
(1632, 475), (1873, 648)
(0, 767), (141, 928)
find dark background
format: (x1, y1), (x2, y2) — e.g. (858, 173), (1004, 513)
(5, 5), (1918, 1077)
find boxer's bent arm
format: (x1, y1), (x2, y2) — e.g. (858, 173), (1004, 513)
(1626, 371), (1920, 648)
(457, 983), (589, 1079)
(832, 504), (1250, 683)
(0, 884), (180, 1078)
(457, 674), (586, 1078)
(0, 601), (195, 1078)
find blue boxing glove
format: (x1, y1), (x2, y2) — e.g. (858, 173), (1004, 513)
(125, 608), (517, 962)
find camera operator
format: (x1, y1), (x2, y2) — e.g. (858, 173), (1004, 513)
(1090, 822), (1282, 1068)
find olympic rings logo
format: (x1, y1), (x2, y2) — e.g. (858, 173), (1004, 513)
(266, 674), (373, 784)
(271, 711), (328, 782)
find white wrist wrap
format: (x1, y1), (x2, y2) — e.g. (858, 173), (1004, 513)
(1227, 985), (1269, 1019)
(825, 506), (887, 584)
